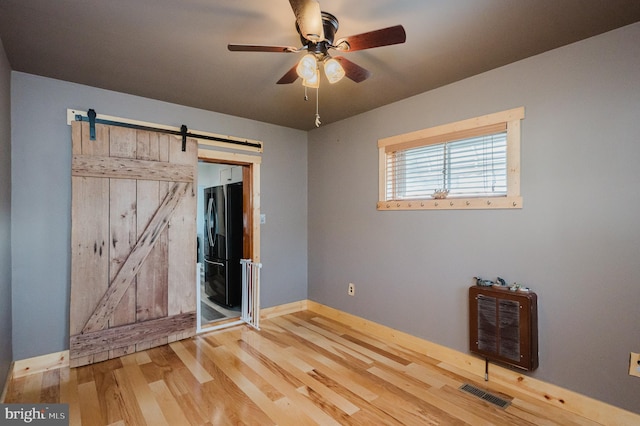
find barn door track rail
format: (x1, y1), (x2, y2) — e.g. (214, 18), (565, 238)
(71, 108), (263, 152)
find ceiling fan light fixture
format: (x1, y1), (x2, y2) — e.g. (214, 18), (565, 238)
(324, 57), (345, 83)
(296, 54), (318, 81)
(302, 67), (320, 88)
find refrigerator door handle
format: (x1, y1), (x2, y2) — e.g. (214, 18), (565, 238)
(207, 197), (214, 248)
(204, 259), (224, 267)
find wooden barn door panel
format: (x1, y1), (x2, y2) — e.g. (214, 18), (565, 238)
(70, 121), (197, 367)
(166, 132), (197, 336)
(135, 131), (170, 351)
(108, 126), (137, 359)
(70, 123), (111, 365)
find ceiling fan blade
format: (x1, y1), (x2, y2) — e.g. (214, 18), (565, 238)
(276, 64), (299, 84)
(289, 0), (324, 42)
(228, 44), (298, 53)
(334, 56), (371, 83)
(336, 25), (406, 52)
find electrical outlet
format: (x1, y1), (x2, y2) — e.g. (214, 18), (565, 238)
(630, 352), (640, 378)
(348, 283), (355, 296)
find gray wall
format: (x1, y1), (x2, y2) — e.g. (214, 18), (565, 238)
(10, 72), (308, 359)
(308, 23), (640, 414)
(0, 38), (13, 389)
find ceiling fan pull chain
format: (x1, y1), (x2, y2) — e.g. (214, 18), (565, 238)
(304, 85), (309, 101)
(315, 87), (321, 127)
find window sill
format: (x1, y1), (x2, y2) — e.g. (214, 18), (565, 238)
(377, 196), (523, 210)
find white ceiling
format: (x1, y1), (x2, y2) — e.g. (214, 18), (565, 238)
(1, 0), (639, 130)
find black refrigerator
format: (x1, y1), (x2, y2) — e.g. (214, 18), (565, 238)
(203, 182), (243, 307)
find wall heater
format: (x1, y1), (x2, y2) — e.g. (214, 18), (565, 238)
(469, 286), (538, 372)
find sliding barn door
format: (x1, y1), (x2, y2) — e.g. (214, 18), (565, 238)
(70, 121), (197, 367)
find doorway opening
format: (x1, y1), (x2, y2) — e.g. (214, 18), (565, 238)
(197, 161), (243, 326)
(196, 148), (261, 332)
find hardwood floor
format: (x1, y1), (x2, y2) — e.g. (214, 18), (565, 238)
(2, 311), (611, 425)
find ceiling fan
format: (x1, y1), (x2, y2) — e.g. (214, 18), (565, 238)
(227, 0), (407, 86)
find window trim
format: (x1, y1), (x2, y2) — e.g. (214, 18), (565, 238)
(377, 107), (524, 210)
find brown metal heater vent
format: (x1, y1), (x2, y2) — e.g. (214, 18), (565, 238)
(469, 285), (538, 371)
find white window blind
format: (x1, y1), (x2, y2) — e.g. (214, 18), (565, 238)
(386, 132), (508, 200)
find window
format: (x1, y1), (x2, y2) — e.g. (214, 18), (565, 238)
(378, 107), (524, 210)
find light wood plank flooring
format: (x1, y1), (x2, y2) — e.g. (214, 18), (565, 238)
(4, 311), (604, 425)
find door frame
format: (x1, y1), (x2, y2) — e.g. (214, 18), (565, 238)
(197, 148), (261, 332)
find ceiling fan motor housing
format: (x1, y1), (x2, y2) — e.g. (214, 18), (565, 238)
(297, 11), (340, 59)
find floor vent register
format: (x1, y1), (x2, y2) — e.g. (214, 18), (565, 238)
(459, 383), (511, 409)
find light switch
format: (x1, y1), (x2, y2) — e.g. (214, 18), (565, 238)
(630, 352), (640, 378)
(260, 214), (266, 224)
